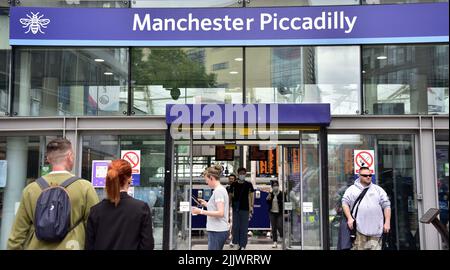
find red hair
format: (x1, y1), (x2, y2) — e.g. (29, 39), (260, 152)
(105, 159), (132, 207)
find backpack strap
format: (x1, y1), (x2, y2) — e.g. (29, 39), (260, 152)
(61, 176), (83, 232)
(36, 177), (50, 190)
(60, 176), (80, 188)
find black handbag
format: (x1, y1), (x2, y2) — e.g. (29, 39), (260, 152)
(382, 232), (396, 250)
(337, 187), (369, 250)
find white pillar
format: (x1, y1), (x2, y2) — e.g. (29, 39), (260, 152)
(0, 137), (28, 249)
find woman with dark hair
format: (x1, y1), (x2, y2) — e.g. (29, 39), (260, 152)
(85, 159), (154, 250)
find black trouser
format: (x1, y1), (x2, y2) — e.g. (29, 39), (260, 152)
(269, 212), (283, 242)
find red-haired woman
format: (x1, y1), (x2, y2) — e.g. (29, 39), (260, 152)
(85, 159), (154, 250)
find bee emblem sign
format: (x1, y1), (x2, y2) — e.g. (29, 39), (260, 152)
(19, 12), (50, 34)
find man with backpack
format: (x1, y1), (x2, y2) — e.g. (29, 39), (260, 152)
(342, 166), (391, 250)
(7, 138), (99, 250)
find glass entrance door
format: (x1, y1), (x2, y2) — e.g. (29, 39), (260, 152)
(167, 130), (323, 250)
(282, 132), (321, 250)
(170, 140), (193, 250)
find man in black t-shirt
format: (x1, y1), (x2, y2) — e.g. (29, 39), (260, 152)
(229, 167), (255, 250)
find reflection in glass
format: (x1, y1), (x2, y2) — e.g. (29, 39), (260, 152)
(246, 47), (360, 115)
(301, 133), (321, 249)
(131, 48), (243, 115)
(363, 44), (449, 115)
(0, 9), (10, 117)
(435, 131), (449, 249)
(81, 134), (166, 249)
(0, 50), (10, 116)
(328, 134), (420, 250)
(14, 48), (129, 116)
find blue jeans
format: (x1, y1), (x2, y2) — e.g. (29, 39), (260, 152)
(232, 208), (249, 248)
(208, 231), (229, 250)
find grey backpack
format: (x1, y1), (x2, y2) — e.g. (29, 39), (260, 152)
(34, 176), (82, 242)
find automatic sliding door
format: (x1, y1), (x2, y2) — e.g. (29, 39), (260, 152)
(282, 132), (321, 250)
(170, 140), (193, 250)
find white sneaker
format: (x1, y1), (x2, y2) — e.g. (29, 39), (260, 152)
(272, 242), (277, 248)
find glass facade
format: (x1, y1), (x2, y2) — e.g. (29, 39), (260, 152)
(328, 134), (420, 250)
(13, 48), (129, 116)
(81, 134), (166, 249)
(0, 0), (448, 251)
(246, 46), (360, 114)
(435, 130), (449, 249)
(363, 44), (449, 115)
(131, 48), (243, 115)
(0, 7), (9, 117)
(7, 44), (448, 116)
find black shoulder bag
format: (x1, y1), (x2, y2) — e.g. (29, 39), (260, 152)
(349, 187), (369, 242)
(337, 187), (369, 250)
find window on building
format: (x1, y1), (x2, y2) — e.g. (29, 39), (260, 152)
(81, 134), (166, 250)
(246, 46), (360, 115)
(0, 7), (10, 117)
(328, 134), (420, 250)
(363, 44), (449, 115)
(131, 47), (243, 115)
(435, 130), (449, 249)
(13, 47), (129, 116)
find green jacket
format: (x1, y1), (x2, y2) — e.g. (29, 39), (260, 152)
(7, 172), (99, 250)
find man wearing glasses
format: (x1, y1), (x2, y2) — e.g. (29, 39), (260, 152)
(342, 166), (391, 250)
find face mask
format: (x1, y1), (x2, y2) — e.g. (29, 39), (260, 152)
(238, 175), (245, 181)
(272, 187), (279, 193)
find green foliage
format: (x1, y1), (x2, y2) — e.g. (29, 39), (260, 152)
(132, 48), (216, 89)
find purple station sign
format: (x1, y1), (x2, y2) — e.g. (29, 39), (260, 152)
(9, 3), (449, 46)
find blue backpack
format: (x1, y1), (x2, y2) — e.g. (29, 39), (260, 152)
(34, 176), (82, 242)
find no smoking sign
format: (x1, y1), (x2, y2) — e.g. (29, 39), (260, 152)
(354, 150), (375, 174)
(121, 150), (141, 174)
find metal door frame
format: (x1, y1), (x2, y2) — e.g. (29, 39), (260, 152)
(163, 126), (329, 250)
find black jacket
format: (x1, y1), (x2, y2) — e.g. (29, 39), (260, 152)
(266, 191), (284, 213)
(85, 192), (154, 250)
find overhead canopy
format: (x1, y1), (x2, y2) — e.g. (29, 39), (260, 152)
(165, 104), (331, 126)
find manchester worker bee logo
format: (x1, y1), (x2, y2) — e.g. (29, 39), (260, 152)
(19, 12), (51, 34)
